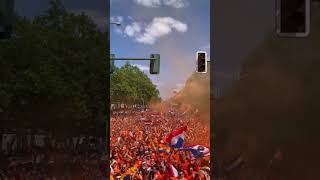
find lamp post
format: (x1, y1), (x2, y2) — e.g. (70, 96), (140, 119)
(110, 22), (121, 26)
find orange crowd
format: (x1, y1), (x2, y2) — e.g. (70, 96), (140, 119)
(110, 108), (210, 179)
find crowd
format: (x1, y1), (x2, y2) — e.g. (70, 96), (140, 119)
(110, 107), (211, 179)
(0, 107), (211, 179)
(0, 131), (106, 180)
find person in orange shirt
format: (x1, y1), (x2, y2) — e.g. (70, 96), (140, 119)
(181, 160), (189, 172)
(185, 167), (196, 180)
(177, 171), (188, 180)
(110, 175), (115, 180)
(154, 169), (163, 180)
(113, 164), (121, 174)
(134, 160), (141, 168)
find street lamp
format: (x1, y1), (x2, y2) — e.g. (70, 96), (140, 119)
(110, 22), (121, 26)
(109, 22), (121, 73)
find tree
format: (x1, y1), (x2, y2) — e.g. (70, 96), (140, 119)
(0, 0), (108, 135)
(110, 62), (161, 107)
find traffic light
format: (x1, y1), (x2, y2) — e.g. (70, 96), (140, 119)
(196, 51), (207, 73)
(0, 0), (15, 39)
(276, 0), (310, 37)
(110, 54), (115, 73)
(150, 54), (160, 74)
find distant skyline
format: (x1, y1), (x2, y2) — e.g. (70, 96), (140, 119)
(110, 0), (210, 99)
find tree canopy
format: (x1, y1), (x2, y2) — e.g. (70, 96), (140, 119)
(110, 63), (161, 107)
(0, 0), (108, 134)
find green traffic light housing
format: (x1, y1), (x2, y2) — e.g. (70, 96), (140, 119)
(0, 0), (15, 39)
(150, 54), (160, 74)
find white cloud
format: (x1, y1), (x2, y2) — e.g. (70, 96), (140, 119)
(163, 0), (188, 8)
(132, 64), (150, 71)
(114, 28), (123, 34)
(124, 22), (142, 37)
(123, 17), (188, 44)
(133, 0), (188, 8)
(134, 0), (161, 8)
(110, 16), (124, 24)
(128, 16), (134, 21)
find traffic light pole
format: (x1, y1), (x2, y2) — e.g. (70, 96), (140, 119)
(110, 54), (160, 74)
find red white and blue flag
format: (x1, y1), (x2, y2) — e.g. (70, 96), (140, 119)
(166, 126), (187, 148)
(141, 118), (152, 126)
(180, 144), (210, 159)
(167, 161), (179, 177)
(143, 120), (152, 126)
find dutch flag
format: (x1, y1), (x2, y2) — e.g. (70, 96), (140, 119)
(180, 144), (210, 159)
(166, 126), (187, 149)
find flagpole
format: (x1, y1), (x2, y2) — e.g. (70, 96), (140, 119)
(168, 147), (174, 160)
(167, 147), (174, 178)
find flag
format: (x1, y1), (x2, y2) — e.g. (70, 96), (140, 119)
(141, 117), (152, 126)
(180, 145), (210, 159)
(166, 126), (187, 148)
(144, 120), (152, 126)
(167, 161), (179, 177)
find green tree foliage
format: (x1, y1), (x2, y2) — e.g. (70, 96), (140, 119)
(0, 0), (108, 133)
(110, 62), (161, 106)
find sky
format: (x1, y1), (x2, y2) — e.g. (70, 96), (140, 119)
(110, 0), (210, 100)
(13, 0), (276, 98)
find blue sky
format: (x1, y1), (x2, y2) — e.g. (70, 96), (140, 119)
(13, 0), (276, 98)
(14, 0), (210, 100)
(110, 0), (210, 99)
